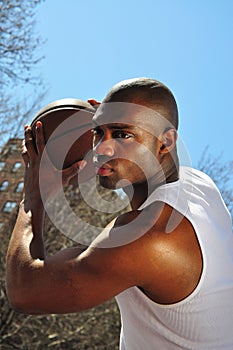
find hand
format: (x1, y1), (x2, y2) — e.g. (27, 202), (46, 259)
(87, 99), (101, 109)
(22, 121), (86, 210)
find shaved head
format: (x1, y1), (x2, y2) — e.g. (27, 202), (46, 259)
(102, 78), (179, 130)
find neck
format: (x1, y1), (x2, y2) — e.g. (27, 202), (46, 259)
(124, 163), (179, 210)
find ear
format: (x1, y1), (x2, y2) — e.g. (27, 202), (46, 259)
(159, 128), (178, 154)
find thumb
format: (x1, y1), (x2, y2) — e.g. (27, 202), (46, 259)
(62, 160), (87, 186)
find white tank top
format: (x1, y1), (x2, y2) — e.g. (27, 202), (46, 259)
(115, 167), (233, 350)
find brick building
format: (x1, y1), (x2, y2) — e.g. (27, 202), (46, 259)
(0, 138), (24, 231)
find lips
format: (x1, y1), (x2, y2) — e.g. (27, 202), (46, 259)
(94, 162), (114, 176)
(96, 167), (113, 176)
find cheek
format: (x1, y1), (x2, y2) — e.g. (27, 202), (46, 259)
(118, 144), (159, 179)
(136, 153), (159, 179)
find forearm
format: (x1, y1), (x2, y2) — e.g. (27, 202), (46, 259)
(6, 198), (90, 314)
(6, 198), (46, 304)
(6, 123), (91, 314)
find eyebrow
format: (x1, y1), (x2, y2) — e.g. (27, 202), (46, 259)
(92, 122), (136, 130)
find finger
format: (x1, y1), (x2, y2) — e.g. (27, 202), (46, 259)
(35, 121), (46, 156)
(24, 125), (37, 160)
(21, 139), (29, 165)
(62, 160), (87, 186)
(87, 99), (101, 109)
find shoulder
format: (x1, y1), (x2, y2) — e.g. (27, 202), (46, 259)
(82, 200), (202, 305)
(90, 201), (166, 248)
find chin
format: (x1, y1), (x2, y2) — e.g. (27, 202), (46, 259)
(99, 176), (118, 190)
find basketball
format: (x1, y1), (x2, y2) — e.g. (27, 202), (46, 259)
(31, 98), (96, 183)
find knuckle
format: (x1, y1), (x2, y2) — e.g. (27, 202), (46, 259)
(24, 134), (33, 144)
(24, 127), (32, 136)
(22, 149), (28, 158)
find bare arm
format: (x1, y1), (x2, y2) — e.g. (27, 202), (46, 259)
(6, 123), (88, 312)
(6, 204), (142, 314)
(6, 202), (202, 314)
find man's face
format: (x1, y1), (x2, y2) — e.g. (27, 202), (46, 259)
(92, 102), (165, 190)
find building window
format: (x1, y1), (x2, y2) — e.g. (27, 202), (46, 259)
(3, 201), (17, 213)
(15, 181), (24, 193)
(0, 162), (5, 171)
(12, 162), (22, 172)
(0, 222), (3, 230)
(9, 144), (18, 152)
(0, 180), (9, 191)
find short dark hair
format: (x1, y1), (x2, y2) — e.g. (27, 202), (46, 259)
(103, 78), (179, 130)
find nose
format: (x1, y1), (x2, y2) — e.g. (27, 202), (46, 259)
(93, 139), (115, 157)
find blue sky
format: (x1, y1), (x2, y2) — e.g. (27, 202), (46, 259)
(34, 0), (233, 167)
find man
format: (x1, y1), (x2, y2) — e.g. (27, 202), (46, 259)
(6, 78), (233, 349)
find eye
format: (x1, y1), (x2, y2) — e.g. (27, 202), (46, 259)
(92, 127), (103, 136)
(113, 131), (134, 140)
